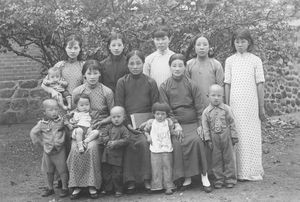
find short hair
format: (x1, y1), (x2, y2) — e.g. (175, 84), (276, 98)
(107, 32), (125, 54)
(42, 99), (58, 108)
(110, 106), (125, 115)
(152, 102), (171, 114)
(48, 66), (61, 76)
(169, 53), (187, 66)
(152, 26), (170, 38)
(73, 94), (90, 105)
(126, 50), (145, 63)
(231, 29), (254, 53)
(82, 59), (102, 75)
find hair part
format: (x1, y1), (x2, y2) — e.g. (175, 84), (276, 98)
(126, 50), (145, 63)
(64, 34), (84, 60)
(169, 53), (187, 66)
(152, 102), (171, 114)
(152, 25), (170, 38)
(185, 34), (214, 60)
(107, 32), (125, 55)
(231, 29), (254, 53)
(82, 59), (102, 75)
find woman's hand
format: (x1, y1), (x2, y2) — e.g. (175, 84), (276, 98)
(197, 126), (204, 141)
(259, 107), (267, 122)
(92, 120), (103, 130)
(127, 124), (143, 135)
(174, 123), (183, 142)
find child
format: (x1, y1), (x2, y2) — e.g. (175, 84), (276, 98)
(68, 94), (93, 153)
(144, 102), (176, 195)
(100, 32), (129, 92)
(43, 67), (72, 110)
(30, 99), (70, 197)
(143, 26), (175, 87)
(202, 84), (238, 189)
(100, 106), (130, 197)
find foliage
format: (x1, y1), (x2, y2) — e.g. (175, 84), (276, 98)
(0, 0), (299, 69)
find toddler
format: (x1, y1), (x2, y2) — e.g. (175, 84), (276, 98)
(43, 66), (71, 110)
(100, 106), (130, 197)
(144, 102), (176, 195)
(30, 99), (70, 197)
(69, 94), (93, 153)
(202, 84), (238, 189)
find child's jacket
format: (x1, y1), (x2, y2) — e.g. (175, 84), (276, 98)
(101, 124), (130, 166)
(202, 103), (238, 141)
(30, 116), (67, 154)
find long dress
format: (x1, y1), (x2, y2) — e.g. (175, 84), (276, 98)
(67, 82), (114, 189)
(224, 52), (265, 180)
(115, 73), (159, 184)
(186, 57), (224, 174)
(159, 76), (208, 180)
(100, 54), (128, 92)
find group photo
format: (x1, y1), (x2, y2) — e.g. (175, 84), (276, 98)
(0, 0), (300, 201)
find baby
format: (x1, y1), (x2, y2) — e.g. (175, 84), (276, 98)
(30, 99), (70, 197)
(144, 102), (176, 195)
(69, 94), (94, 153)
(202, 84), (238, 189)
(100, 106), (130, 197)
(43, 67), (71, 110)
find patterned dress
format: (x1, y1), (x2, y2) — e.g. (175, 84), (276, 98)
(224, 52), (265, 180)
(67, 83), (114, 189)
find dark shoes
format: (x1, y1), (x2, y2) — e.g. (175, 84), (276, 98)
(70, 189), (81, 200)
(214, 184), (223, 189)
(225, 183), (234, 188)
(203, 186), (213, 193)
(115, 192), (123, 197)
(165, 189), (173, 195)
(59, 189), (69, 197)
(42, 188), (54, 197)
(56, 180), (62, 188)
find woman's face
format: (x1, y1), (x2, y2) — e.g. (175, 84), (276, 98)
(109, 38), (124, 56)
(128, 55), (143, 75)
(170, 59), (185, 78)
(195, 37), (209, 57)
(234, 38), (249, 54)
(84, 68), (100, 85)
(65, 40), (81, 59)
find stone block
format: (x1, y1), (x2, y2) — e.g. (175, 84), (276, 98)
(14, 89), (29, 98)
(0, 89), (15, 98)
(281, 91), (287, 98)
(11, 99), (28, 111)
(29, 99), (43, 110)
(0, 100), (11, 113)
(19, 80), (39, 89)
(30, 89), (49, 99)
(296, 99), (300, 106)
(0, 81), (16, 89)
(0, 112), (18, 124)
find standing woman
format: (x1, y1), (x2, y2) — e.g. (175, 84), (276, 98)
(160, 54), (212, 193)
(115, 50), (159, 192)
(100, 32), (129, 92)
(224, 29), (266, 181)
(68, 60), (114, 199)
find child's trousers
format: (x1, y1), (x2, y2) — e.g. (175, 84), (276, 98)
(102, 163), (123, 193)
(211, 129), (237, 185)
(150, 152), (175, 190)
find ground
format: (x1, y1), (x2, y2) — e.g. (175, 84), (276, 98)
(0, 113), (300, 202)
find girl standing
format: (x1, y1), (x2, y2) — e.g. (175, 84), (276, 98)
(100, 32), (128, 92)
(224, 29), (266, 181)
(185, 35), (224, 107)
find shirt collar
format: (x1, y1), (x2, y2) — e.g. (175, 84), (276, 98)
(207, 103), (226, 112)
(41, 115), (62, 124)
(157, 48), (170, 56)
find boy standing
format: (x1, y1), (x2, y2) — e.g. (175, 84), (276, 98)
(30, 99), (70, 197)
(143, 26), (175, 87)
(202, 84), (238, 189)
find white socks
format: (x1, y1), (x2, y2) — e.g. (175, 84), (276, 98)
(201, 173), (211, 187)
(183, 177), (192, 186)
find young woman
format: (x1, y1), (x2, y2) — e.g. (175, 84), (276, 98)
(224, 29), (266, 181)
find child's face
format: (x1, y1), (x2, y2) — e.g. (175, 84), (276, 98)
(111, 110), (124, 126)
(195, 37), (209, 57)
(65, 40), (81, 59)
(84, 68), (100, 85)
(77, 98), (90, 112)
(49, 71), (61, 82)
(209, 88), (223, 106)
(170, 59), (185, 78)
(234, 38), (249, 54)
(153, 36), (169, 51)
(154, 110), (167, 122)
(109, 38), (124, 56)
(128, 55), (143, 75)
(44, 103), (59, 120)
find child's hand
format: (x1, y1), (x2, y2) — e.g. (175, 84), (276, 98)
(206, 140), (213, 150)
(106, 140), (115, 149)
(51, 90), (62, 100)
(231, 138), (239, 146)
(146, 135), (152, 145)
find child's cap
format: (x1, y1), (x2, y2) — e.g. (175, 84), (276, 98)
(152, 26), (170, 38)
(48, 66), (61, 75)
(42, 99), (58, 108)
(152, 102), (171, 114)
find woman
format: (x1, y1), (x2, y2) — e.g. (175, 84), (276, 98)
(224, 29), (265, 181)
(115, 50), (159, 192)
(68, 60), (114, 199)
(159, 53), (212, 193)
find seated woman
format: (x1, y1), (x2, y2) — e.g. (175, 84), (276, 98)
(159, 53), (212, 193)
(115, 50), (159, 193)
(67, 60), (114, 199)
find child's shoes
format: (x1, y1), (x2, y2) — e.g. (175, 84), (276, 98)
(165, 189), (173, 195)
(59, 189), (69, 197)
(214, 184), (223, 189)
(225, 183), (234, 188)
(115, 191), (123, 197)
(41, 188), (54, 197)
